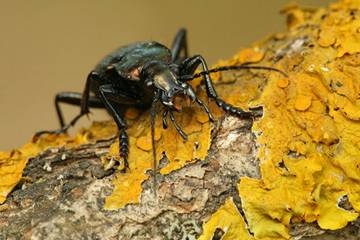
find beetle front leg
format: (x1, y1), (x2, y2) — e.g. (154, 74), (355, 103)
(168, 111), (188, 141)
(181, 55), (261, 118)
(161, 109), (187, 140)
(195, 97), (215, 122)
(98, 84), (129, 170)
(118, 128), (129, 170)
(162, 110), (169, 129)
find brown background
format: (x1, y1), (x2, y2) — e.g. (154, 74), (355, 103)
(0, 0), (332, 150)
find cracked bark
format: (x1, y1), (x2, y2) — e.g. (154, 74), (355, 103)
(0, 116), (359, 239)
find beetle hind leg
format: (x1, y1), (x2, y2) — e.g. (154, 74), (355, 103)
(171, 28), (188, 62)
(34, 94), (104, 139)
(34, 113), (84, 137)
(34, 71), (102, 138)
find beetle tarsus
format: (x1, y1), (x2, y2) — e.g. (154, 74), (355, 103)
(119, 129), (129, 171)
(34, 112), (85, 138)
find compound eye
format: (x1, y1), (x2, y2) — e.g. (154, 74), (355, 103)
(167, 86), (182, 97)
(173, 86), (183, 93)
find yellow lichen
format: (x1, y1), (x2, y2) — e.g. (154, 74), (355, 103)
(277, 78), (289, 89)
(280, 3), (306, 29)
(294, 94), (312, 111)
(103, 136), (151, 208)
(233, 48), (265, 64)
(319, 0), (360, 57)
(234, 1), (360, 239)
(198, 198), (254, 240)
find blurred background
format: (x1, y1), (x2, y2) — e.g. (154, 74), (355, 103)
(0, 0), (333, 150)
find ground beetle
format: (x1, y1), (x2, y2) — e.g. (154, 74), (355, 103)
(35, 28), (286, 171)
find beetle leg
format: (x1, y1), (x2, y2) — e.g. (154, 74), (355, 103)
(60, 71), (100, 128)
(195, 97), (215, 122)
(168, 111), (188, 141)
(54, 92), (104, 128)
(119, 128), (129, 170)
(181, 55), (260, 118)
(162, 109), (169, 129)
(171, 28), (188, 62)
(98, 84), (129, 170)
(34, 71), (101, 138)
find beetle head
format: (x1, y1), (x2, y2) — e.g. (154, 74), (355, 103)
(141, 61), (196, 110)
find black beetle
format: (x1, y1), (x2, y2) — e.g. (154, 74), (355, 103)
(35, 28), (286, 171)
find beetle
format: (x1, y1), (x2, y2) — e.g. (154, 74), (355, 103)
(34, 28), (286, 171)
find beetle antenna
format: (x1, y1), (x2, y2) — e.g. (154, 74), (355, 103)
(150, 91), (159, 198)
(180, 64), (288, 81)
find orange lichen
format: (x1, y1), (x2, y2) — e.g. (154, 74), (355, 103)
(234, 1), (360, 239)
(233, 48), (265, 64)
(103, 136), (151, 208)
(319, 0), (360, 57)
(198, 198), (254, 240)
(294, 94), (312, 111)
(277, 78), (289, 89)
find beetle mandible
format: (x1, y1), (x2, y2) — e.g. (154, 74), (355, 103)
(35, 28), (286, 171)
